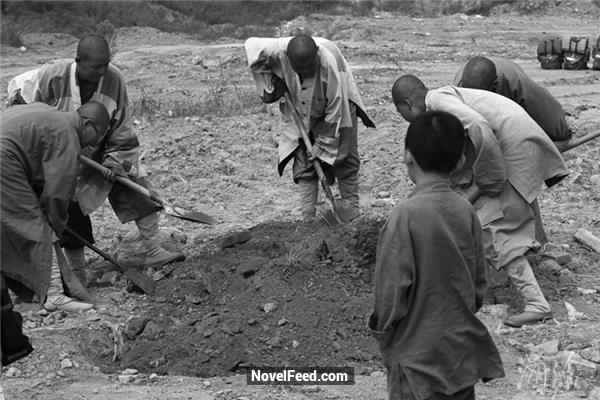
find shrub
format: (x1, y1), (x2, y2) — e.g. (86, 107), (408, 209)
(1, 20), (24, 47)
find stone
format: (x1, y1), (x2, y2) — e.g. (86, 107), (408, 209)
(60, 358), (74, 368)
(539, 259), (563, 275)
(301, 386), (320, 393)
(292, 340), (300, 348)
(370, 371), (385, 377)
(141, 321), (164, 339)
(559, 269), (575, 285)
(203, 380), (212, 387)
(266, 335), (281, 347)
(376, 191), (391, 199)
(580, 347), (600, 363)
(527, 339), (559, 355)
(5, 367), (20, 377)
(98, 271), (120, 286)
(118, 374), (137, 383)
(554, 253), (572, 266)
(121, 368), (139, 375)
(262, 302), (277, 313)
(277, 318), (288, 326)
(220, 231), (251, 249)
(149, 373), (159, 381)
(124, 317), (150, 340)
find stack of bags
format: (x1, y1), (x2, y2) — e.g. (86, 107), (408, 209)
(537, 34), (600, 70)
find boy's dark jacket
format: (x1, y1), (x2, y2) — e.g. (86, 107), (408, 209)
(368, 180), (505, 400)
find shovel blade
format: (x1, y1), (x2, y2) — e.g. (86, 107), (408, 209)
(165, 205), (216, 225)
(315, 198), (358, 227)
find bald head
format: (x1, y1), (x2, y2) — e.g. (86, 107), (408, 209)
(287, 34), (319, 79)
(77, 34), (110, 61)
(461, 56), (497, 91)
(392, 75), (429, 123)
(77, 101), (110, 146)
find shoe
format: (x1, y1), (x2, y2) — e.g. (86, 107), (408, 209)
(43, 294), (93, 313)
(503, 311), (553, 328)
(144, 248), (185, 269)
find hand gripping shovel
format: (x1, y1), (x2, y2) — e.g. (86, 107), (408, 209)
(63, 226), (156, 295)
(79, 155), (216, 225)
(286, 97), (357, 226)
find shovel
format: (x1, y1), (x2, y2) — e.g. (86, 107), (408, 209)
(79, 155), (216, 225)
(63, 226), (156, 295)
(560, 128), (600, 152)
(286, 97), (357, 227)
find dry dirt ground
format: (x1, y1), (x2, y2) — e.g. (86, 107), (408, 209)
(2, 6), (600, 400)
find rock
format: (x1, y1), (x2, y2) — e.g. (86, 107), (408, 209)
(5, 367), (20, 377)
(151, 271), (165, 281)
(370, 371), (385, 377)
(98, 271), (120, 286)
(124, 317), (150, 340)
(277, 318), (288, 326)
(247, 318), (257, 325)
(37, 309), (49, 317)
(569, 351), (598, 381)
(301, 385), (320, 393)
(554, 253), (572, 266)
(60, 358), (74, 368)
(559, 268), (575, 285)
(266, 335), (281, 347)
(292, 340), (300, 348)
(527, 339), (559, 355)
(238, 262), (260, 278)
(141, 321), (164, 339)
(57, 370), (66, 377)
(376, 191), (391, 199)
(149, 373), (159, 381)
(565, 301), (586, 321)
(118, 374), (137, 383)
(220, 231), (251, 249)
(539, 259), (563, 275)
(577, 287), (598, 295)
(203, 380), (212, 387)
(262, 302), (277, 313)
(121, 368), (139, 375)
(580, 347), (600, 363)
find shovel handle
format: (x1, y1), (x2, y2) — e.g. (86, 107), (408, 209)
(63, 226), (122, 271)
(561, 129), (600, 152)
(79, 155), (163, 205)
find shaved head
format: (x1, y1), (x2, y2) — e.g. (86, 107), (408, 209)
(287, 34), (319, 79)
(77, 101), (110, 136)
(392, 75), (429, 122)
(77, 34), (110, 61)
(461, 56), (497, 91)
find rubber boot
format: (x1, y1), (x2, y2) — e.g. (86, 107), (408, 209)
(64, 247), (87, 287)
(1, 284), (34, 366)
(43, 244), (93, 313)
(136, 212), (185, 269)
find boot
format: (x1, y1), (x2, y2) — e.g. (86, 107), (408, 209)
(43, 245), (93, 313)
(1, 287), (34, 366)
(64, 247), (87, 287)
(136, 213), (185, 269)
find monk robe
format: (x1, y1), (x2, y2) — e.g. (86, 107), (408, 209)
(368, 180), (504, 400)
(454, 57), (571, 141)
(1, 103), (82, 301)
(425, 86), (568, 269)
(7, 61), (159, 221)
(244, 37), (374, 181)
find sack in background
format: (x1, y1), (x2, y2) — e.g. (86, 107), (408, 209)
(537, 36), (563, 69)
(562, 36), (590, 70)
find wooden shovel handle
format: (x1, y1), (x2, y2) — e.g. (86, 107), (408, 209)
(561, 129), (600, 152)
(79, 155), (163, 205)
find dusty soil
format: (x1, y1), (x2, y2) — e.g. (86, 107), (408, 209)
(2, 4), (600, 400)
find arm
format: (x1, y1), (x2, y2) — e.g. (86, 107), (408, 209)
(471, 211), (487, 312)
(7, 68), (47, 106)
(39, 131), (80, 236)
(368, 209), (415, 348)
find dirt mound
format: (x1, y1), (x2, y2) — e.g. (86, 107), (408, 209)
(76, 216), (385, 377)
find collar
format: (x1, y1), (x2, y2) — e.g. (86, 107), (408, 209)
(409, 178), (452, 198)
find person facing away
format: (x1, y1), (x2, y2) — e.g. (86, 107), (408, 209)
(368, 111), (504, 400)
(454, 56), (572, 146)
(244, 33), (375, 220)
(392, 75), (569, 328)
(1, 102), (109, 318)
(7, 34), (184, 300)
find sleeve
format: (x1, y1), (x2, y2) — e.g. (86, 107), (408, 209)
(39, 132), (80, 236)
(471, 210), (488, 312)
(7, 68), (47, 106)
(310, 61), (343, 162)
(367, 208), (415, 348)
(98, 71), (140, 170)
(453, 64), (465, 86)
(429, 92), (507, 197)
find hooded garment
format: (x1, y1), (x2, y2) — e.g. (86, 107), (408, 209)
(1, 103), (82, 301)
(454, 57), (571, 141)
(426, 86), (569, 268)
(7, 61), (145, 219)
(244, 37), (374, 175)
(368, 180), (505, 400)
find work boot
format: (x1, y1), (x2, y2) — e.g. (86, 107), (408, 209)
(1, 287), (34, 366)
(43, 294), (93, 313)
(64, 247), (87, 287)
(503, 311), (553, 328)
(136, 212), (185, 269)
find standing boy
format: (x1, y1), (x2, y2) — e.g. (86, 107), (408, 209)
(368, 111), (504, 400)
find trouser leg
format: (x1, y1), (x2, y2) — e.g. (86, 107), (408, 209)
(504, 255), (551, 313)
(297, 179), (319, 220)
(336, 171), (359, 210)
(135, 212), (184, 268)
(1, 276), (34, 366)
